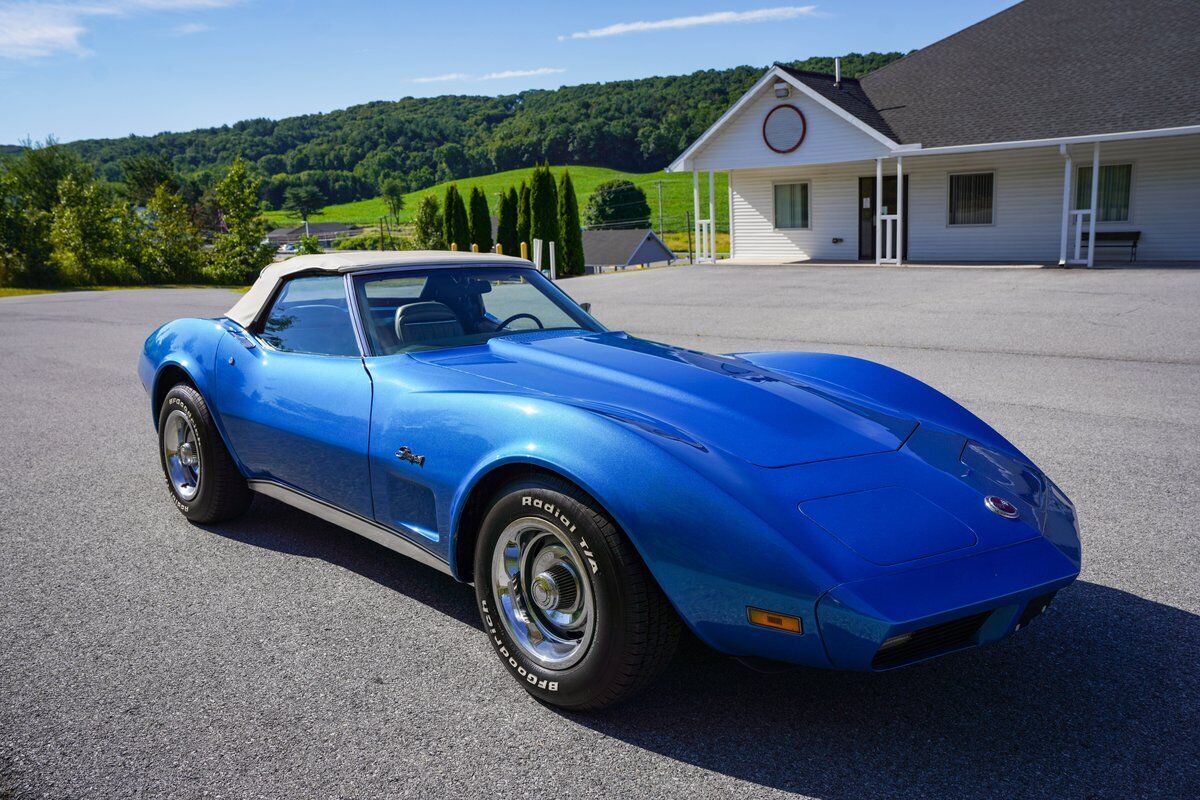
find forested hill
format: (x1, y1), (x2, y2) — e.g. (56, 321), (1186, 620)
(59, 52), (903, 208)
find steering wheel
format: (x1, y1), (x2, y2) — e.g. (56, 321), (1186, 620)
(496, 312), (544, 331)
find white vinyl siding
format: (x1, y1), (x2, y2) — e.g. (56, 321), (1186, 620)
(688, 81), (890, 171)
(774, 182), (810, 228)
(727, 134), (1200, 263)
(948, 172), (995, 225)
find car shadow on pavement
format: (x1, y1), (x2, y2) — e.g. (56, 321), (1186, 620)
(200, 500), (1197, 798)
(571, 581), (1199, 799)
(198, 495), (482, 630)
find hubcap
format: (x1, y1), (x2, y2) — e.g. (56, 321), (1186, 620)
(162, 409), (201, 502)
(491, 517), (594, 670)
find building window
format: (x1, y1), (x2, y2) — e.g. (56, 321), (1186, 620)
(774, 182), (810, 229)
(1075, 163), (1132, 222)
(948, 172), (994, 225)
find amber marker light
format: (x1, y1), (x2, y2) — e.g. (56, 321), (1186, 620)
(747, 607), (803, 634)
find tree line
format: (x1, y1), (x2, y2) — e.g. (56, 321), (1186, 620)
(0, 140), (276, 288)
(26, 54), (903, 211)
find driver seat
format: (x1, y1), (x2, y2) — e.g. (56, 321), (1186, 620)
(394, 301), (464, 345)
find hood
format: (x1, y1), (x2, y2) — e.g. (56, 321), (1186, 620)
(413, 332), (916, 468)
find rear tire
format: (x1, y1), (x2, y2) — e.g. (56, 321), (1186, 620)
(157, 384), (252, 524)
(474, 475), (680, 710)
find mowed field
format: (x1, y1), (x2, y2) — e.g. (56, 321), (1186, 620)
(262, 166), (730, 234)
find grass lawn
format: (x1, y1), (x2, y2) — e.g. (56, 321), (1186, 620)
(660, 230), (731, 255)
(263, 166), (730, 236)
(0, 284), (250, 297)
(0, 287), (57, 298)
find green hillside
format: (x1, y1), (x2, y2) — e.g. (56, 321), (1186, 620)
(263, 166), (729, 234)
(51, 52), (902, 210)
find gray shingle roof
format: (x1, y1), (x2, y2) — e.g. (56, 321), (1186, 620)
(580, 228), (674, 266)
(788, 0), (1200, 148)
(772, 67), (899, 142)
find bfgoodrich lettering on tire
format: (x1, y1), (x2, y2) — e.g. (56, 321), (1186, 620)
(474, 475), (680, 710)
(157, 383), (252, 524)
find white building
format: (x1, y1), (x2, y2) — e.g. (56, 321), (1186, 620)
(668, 0), (1200, 267)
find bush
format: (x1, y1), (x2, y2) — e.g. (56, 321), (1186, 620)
(411, 195), (443, 250)
(582, 179), (650, 229)
(295, 234), (323, 254)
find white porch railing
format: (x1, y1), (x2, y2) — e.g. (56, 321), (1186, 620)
(697, 218), (715, 263)
(879, 214), (900, 264)
(1070, 209), (1092, 265)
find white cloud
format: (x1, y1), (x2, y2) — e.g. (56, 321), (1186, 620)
(559, 6), (819, 41)
(0, 0), (239, 60)
(169, 21), (211, 35)
(409, 72), (470, 84)
(481, 67), (565, 81)
(410, 68), (564, 84)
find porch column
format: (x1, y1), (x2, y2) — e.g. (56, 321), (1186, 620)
(708, 170), (716, 261)
(874, 158), (883, 266)
(896, 156), (904, 266)
(1058, 144), (1073, 266)
(692, 168), (701, 264)
(1087, 142), (1100, 268)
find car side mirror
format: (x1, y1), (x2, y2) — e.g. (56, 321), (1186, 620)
(581, 302), (592, 314)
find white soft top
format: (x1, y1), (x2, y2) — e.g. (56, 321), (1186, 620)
(225, 250), (532, 328)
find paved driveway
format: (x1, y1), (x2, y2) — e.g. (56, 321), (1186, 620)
(1, 265), (1197, 799)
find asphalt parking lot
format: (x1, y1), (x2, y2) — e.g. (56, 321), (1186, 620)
(1, 264), (1197, 799)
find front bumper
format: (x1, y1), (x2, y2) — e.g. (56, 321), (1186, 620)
(815, 535), (1080, 670)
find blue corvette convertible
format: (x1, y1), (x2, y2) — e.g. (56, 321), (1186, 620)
(139, 251), (1081, 709)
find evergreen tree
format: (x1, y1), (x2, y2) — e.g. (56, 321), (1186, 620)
(140, 183), (204, 283)
(467, 186), (492, 252)
(529, 165), (559, 267)
(556, 169), (584, 277)
(282, 185), (324, 233)
(442, 184), (470, 251)
(516, 180), (531, 256)
(206, 157), (273, 284)
(411, 194), (444, 250)
(496, 187), (519, 257)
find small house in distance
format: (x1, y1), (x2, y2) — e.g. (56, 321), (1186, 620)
(266, 222), (361, 248)
(580, 228), (674, 273)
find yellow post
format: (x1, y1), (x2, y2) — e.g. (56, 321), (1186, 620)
(520, 241), (528, 260)
(450, 242), (458, 251)
(471, 243), (479, 253)
(495, 243), (503, 255)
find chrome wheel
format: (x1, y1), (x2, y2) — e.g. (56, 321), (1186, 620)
(162, 409), (201, 502)
(491, 517), (595, 670)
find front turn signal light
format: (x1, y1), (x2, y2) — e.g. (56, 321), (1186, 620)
(747, 607), (803, 634)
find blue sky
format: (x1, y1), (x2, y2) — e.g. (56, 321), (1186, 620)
(0, 1), (1018, 144)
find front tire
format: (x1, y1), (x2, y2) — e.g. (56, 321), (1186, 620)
(157, 384), (252, 524)
(474, 476), (680, 710)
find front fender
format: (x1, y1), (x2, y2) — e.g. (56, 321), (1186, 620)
(426, 396), (838, 667)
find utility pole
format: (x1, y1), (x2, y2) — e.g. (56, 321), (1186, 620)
(653, 180), (664, 235)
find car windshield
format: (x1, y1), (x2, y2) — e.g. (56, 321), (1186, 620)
(352, 267), (602, 355)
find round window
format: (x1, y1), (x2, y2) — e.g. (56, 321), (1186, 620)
(762, 104), (807, 153)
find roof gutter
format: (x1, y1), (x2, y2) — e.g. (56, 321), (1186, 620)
(892, 124), (1200, 157)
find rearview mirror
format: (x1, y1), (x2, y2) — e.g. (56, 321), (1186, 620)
(581, 302), (592, 313)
